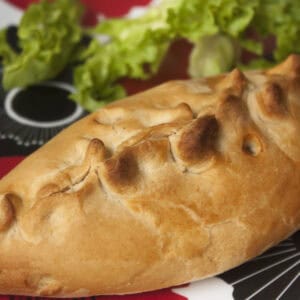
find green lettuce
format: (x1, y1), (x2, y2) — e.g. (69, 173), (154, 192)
(188, 34), (238, 77)
(72, 12), (172, 111)
(73, 0), (259, 110)
(1, 0), (83, 90)
(1, 0), (300, 112)
(250, 0), (300, 64)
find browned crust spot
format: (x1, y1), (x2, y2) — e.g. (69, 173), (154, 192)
(177, 115), (219, 162)
(217, 92), (245, 119)
(104, 150), (138, 187)
(259, 82), (286, 117)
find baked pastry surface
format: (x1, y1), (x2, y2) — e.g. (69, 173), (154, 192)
(0, 55), (300, 296)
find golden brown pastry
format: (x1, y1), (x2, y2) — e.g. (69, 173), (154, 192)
(0, 55), (300, 297)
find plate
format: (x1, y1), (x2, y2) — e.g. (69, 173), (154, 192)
(0, 1), (299, 299)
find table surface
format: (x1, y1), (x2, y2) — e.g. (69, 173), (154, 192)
(0, 1), (299, 299)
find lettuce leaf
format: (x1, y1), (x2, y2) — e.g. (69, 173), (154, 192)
(190, 0), (300, 72)
(2, 0), (300, 112)
(73, 0), (259, 110)
(1, 0), (83, 90)
(188, 34), (238, 77)
(251, 0), (300, 62)
(72, 11), (172, 111)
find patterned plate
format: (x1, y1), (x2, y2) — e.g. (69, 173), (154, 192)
(0, 1), (299, 299)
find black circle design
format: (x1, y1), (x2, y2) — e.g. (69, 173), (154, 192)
(0, 25), (88, 154)
(0, 74), (86, 148)
(11, 85), (76, 122)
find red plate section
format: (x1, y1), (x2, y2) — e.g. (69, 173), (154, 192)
(0, 156), (24, 179)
